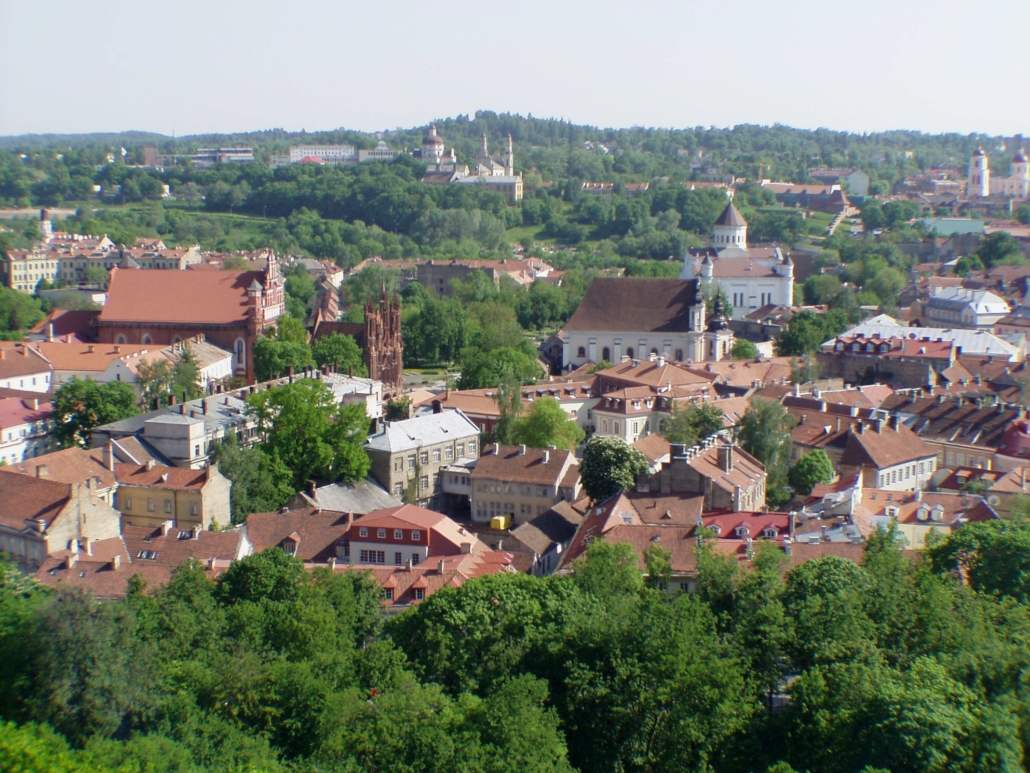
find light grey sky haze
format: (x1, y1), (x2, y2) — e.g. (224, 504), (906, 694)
(1, 0), (1026, 137)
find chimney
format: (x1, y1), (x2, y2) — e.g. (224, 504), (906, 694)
(889, 415), (900, 431)
(493, 444), (499, 455)
(160, 520), (171, 536)
(657, 354), (666, 367)
(103, 442), (115, 471)
(202, 399), (209, 415)
(110, 554), (121, 570)
(717, 445), (733, 473)
(873, 418), (884, 433)
(783, 538), (792, 557)
(306, 480), (317, 499)
(65, 553), (78, 569)
(146, 459), (156, 471)
(31, 398), (38, 410)
(519, 444), (526, 455)
(169, 394), (176, 406)
(460, 542), (473, 554)
(856, 422), (866, 435)
(432, 399), (442, 414)
(346, 511), (354, 528)
(35, 465), (47, 478)
(327, 557), (336, 569)
(46, 323), (54, 342)
(113, 345), (120, 354)
(542, 450), (550, 464)
(438, 559), (446, 574)
(87, 345), (94, 353)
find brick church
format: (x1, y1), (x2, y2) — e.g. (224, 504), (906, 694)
(311, 283), (404, 395)
(96, 254), (286, 383)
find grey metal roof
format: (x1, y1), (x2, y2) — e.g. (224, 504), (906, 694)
(302, 477), (402, 514)
(365, 409), (479, 453)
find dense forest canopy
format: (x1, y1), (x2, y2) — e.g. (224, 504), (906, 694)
(3, 521), (1030, 773)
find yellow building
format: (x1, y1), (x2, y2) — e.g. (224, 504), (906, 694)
(114, 461), (231, 529)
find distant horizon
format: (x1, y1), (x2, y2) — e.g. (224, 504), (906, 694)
(0, 114), (1024, 144)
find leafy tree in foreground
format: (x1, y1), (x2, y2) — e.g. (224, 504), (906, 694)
(736, 398), (796, 508)
(52, 377), (138, 448)
(511, 396), (585, 451)
(730, 337), (758, 360)
(788, 449), (835, 495)
(247, 377), (370, 489)
(252, 336), (314, 382)
(458, 345), (540, 390)
(662, 400), (725, 447)
(312, 332), (367, 375)
(209, 433), (295, 522)
(579, 434), (649, 503)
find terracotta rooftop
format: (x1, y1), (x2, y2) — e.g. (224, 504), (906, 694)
(0, 343), (52, 380)
(474, 445), (577, 486)
(245, 508), (353, 562)
(510, 501), (584, 556)
(114, 463), (210, 490)
(0, 340), (155, 373)
(839, 421), (937, 469)
(0, 396), (52, 430)
(0, 473), (72, 529)
(100, 267), (264, 325)
(122, 523), (247, 566)
(2, 446), (115, 489)
(28, 309), (100, 342)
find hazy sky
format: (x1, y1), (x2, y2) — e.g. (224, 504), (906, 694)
(2, 0), (1027, 138)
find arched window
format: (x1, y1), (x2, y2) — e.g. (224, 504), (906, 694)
(577, 346), (586, 358)
(234, 337), (246, 369)
(651, 348), (659, 356)
(674, 349), (683, 361)
(602, 347), (611, 362)
(141, 334), (153, 345)
(114, 334), (127, 345)
(171, 336), (181, 344)
(626, 347), (634, 359)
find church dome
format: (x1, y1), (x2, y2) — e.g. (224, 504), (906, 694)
(707, 296), (729, 331)
(1015, 149), (1028, 163)
(973, 146), (986, 157)
(423, 124), (445, 145)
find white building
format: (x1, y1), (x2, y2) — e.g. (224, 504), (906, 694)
(358, 141), (401, 163)
(824, 314), (1025, 361)
(967, 146), (1030, 199)
(0, 396), (54, 466)
(693, 203), (794, 319)
(288, 145), (357, 165)
(918, 286), (1010, 330)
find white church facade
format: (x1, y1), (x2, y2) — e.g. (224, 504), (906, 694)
(689, 203), (794, 320)
(967, 146), (1030, 199)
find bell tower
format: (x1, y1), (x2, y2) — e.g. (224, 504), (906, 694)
(968, 146), (990, 197)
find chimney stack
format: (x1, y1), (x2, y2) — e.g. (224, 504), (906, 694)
(518, 444), (526, 455)
(542, 450), (550, 464)
(110, 554), (121, 570)
(888, 415), (900, 431)
(717, 445), (733, 473)
(306, 480), (317, 499)
(438, 559), (446, 574)
(35, 465), (47, 478)
(103, 442), (115, 471)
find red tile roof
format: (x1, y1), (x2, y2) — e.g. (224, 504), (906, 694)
(565, 278), (701, 334)
(114, 463), (209, 491)
(474, 445), (576, 486)
(100, 267), (263, 325)
(245, 509), (352, 562)
(2, 446), (114, 489)
(0, 473), (71, 529)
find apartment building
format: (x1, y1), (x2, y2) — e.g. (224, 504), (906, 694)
(470, 444), (581, 525)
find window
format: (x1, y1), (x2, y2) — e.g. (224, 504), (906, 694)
(420, 475), (429, 490)
(468, 441), (476, 454)
(359, 550), (385, 564)
(420, 451), (429, 465)
(164, 499), (173, 514)
(394, 552), (403, 565)
(384, 588), (394, 601)
(412, 530), (421, 541)
(457, 443), (465, 457)
(123, 496), (132, 510)
(407, 454), (416, 469)
(359, 527), (368, 538)
(602, 347), (611, 361)
(444, 447), (453, 460)
(394, 529), (403, 540)
(282, 540), (296, 555)
(577, 346), (586, 358)
(147, 498), (155, 512)
(377, 528), (386, 539)
(394, 483), (404, 496)
(432, 448), (440, 463)
(627, 347), (634, 358)
(414, 588), (425, 601)
(137, 550), (160, 560)
(412, 554), (420, 566)
(394, 458), (403, 472)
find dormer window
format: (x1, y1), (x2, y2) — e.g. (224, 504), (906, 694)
(377, 528), (386, 539)
(359, 527), (368, 538)
(835, 342), (844, 351)
(866, 343), (875, 352)
(852, 343), (860, 352)
(735, 525), (750, 537)
(762, 527), (779, 539)
(880, 344), (889, 353)
(394, 529), (403, 540)
(412, 530), (421, 541)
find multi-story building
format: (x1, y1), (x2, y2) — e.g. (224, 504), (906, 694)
(642, 440), (768, 513)
(287, 145), (357, 165)
(0, 344), (53, 392)
(358, 141), (401, 163)
(470, 444), (581, 525)
(967, 146), (1030, 199)
(0, 445), (117, 506)
(0, 471), (121, 571)
(114, 461), (231, 529)
(838, 416), (938, 491)
(912, 286), (1011, 330)
(365, 408), (481, 511)
(0, 397), (56, 467)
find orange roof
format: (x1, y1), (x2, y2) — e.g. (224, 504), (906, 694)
(114, 463), (210, 490)
(100, 268), (262, 325)
(2, 446), (115, 490)
(0, 341), (154, 373)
